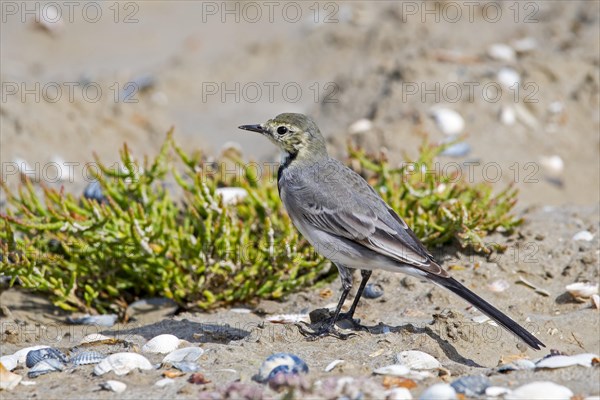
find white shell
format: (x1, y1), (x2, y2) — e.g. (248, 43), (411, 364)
(215, 188), (248, 205)
(592, 294), (600, 309)
(348, 118), (373, 134)
(497, 68), (520, 88)
(94, 353), (153, 376)
(387, 387), (413, 400)
(511, 37), (537, 53)
(142, 334), (181, 354)
(0, 355), (18, 371)
(488, 44), (516, 62)
(486, 386), (512, 397)
(499, 106), (516, 126)
(539, 155), (564, 175)
(80, 333), (113, 344)
(373, 364), (410, 376)
(429, 108), (464, 136)
(0, 363), (22, 391)
(535, 353), (598, 369)
(396, 350), (441, 370)
(266, 313), (310, 324)
(487, 279), (510, 293)
(572, 230), (594, 242)
(100, 380), (127, 393)
(505, 381), (573, 400)
(566, 282), (598, 298)
(12, 346), (50, 364)
(162, 347), (204, 364)
(155, 378), (175, 387)
(324, 359), (345, 372)
(419, 383), (457, 400)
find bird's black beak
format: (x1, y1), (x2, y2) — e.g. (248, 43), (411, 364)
(238, 124), (265, 133)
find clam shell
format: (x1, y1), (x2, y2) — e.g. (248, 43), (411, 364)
(429, 108), (464, 136)
(93, 353), (153, 376)
(566, 282), (598, 298)
(373, 364), (410, 376)
(505, 381), (573, 400)
(536, 353), (599, 369)
(71, 351), (106, 366)
(0, 363), (22, 391)
(142, 334), (181, 354)
(450, 375), (490, 397)
(28, 358), (64, 378)
(0, 355), (18, 371)
(419, 383), (457, 400)
(25, 348), (68, 368)
(162, 347), (204, 364)
(100, 380), (127, 393)
(12, 346), (50, 364)
(256, 353), (308, 383)
(80, 333), (116, 345)
(396, 350), (441, 370)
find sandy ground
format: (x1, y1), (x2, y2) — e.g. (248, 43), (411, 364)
(1, 1), (599, 398)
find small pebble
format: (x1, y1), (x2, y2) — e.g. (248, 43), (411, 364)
(100, 380), (127, 393)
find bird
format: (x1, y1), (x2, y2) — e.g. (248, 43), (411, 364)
(239, 113), (545, 350)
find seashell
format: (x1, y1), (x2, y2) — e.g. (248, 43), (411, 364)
(536, 353), (599, 369)
(155, 378), (175, 387)
(256, 353), (308, 383)
(450, 375), (490, 397)
(80, 333), (119, 345)
(592, 294), (599, 310)
(497, 359), (536, 372)
(363, 283), (384, 299)
(471, 315), (497, 326)
(142, 334), (181, 354)
(25, 348), (68, 368)
(539, 155), (564, 175)
(348, 118), (373, 135)
(71, 351), (106, 366)
(100, 380), (127, 393)
(499, 106), (516, 126)
(566, 282), (598, 299)
(266, 313), (310, 324)
(572, 230), (594, 242)
(396, 350), (441, 370)
(487, 43), (516, 62)
(386, 387), (413, 400)
(0, 355), (18, 371)
(28, 358), (64, 378)
(511, 37), (537, 53)
(505, 381), (573, 400)
(12, 346), (50, 364)
(83, 180), (106, 203)
(94, 353), (153, 376)
(486, 386), (512, 397)
(0, 363), (22, 390)
(373, 364), (410, 377)
(488, 279), (510, 293)
(439, 142), (471, 158)
(215, 187), (248, 205)
(162, 347), (204, 365)
(429, 108), (464, 136)
(171, 362), (201, 373)
(497, 68), (520, 88)
(419, 383), (457, 400)
(324, 359), (344, 372)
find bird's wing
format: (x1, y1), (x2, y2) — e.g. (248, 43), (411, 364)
(282, 160), (448, 277)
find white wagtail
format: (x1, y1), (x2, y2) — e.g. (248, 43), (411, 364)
(239, 113), (545, 350)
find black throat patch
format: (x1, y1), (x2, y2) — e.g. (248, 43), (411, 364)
(277, 151), (298, 194)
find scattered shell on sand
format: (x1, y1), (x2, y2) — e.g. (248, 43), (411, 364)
(572, 230), (594, 242)
(100, 380), (127, 393)
(505, 381), (573, 400)
(324, 360), (344, 372)
(419, 383), (457, 400)
(488, 43), (516, 62)
(497, 67), (520, 87)
(28, 359), (64, 378)
(215, 187), (248, 205)
(67, 314), (118, 327)
(155, 378), (175, 387)
(80, 333), (117, 345)
(348, 118), (373, 134)
(256, 353), (308, 383)
(0, 355), (18, 371)
(487, 279), (510, 293)
(451, 375), (491, 397)
(386, 387), (413, 400)
(516, 276), (550, 296)
(429, 108), (465, 136)
(497, 359), (536, 373)
(535, 353), (599, 369)
(25, 347), (68, 368)
(539, 155), (564, 175)
(162, 347), (204, 365)
(511, 37), (537, 53)
(566, 282), (598, 299)
(499, 106), (517, 126)
(71, 351), (106, 366)
(142, 334), (181, 354)
(0, 363), (22, 391)
(373, 364), (410, 377)
(266, 313), (310, 324)
(592, 294), (600, 310)
(13, 346), (50, 364)
(94, 353), (153, 376)
(486, 386), (512, 397)
(396, 350), (441, 370)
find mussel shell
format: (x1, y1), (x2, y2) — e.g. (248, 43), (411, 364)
(71, 351), (106, 366)
(25, 348), (68, 368)
(28, 358), (64, 378)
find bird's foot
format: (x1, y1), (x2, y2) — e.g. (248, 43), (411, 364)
(295, 321), (356, 341)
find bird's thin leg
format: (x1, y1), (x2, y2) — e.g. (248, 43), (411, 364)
(341, 270), (372, 321)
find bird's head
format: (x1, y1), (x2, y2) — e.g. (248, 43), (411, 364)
(239, 113), (328, 161)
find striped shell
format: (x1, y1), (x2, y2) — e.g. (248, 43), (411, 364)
(71, 351), (106, 366)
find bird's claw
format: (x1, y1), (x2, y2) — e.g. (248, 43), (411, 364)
(295, 321), (356, 341)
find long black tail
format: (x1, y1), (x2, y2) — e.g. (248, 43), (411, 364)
(431, 276), (545, 350)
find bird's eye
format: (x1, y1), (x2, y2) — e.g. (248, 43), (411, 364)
(277, 126), (288, 135)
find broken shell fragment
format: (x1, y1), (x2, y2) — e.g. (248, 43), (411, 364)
(572, 230), (594, 242)
(94, 353), (153, 376)
(0, 363), (22, 391)
(25, 348), (68, 368)
(13, 346), (50, 364)
(28, 359), (64, 378)
(142, 334), (181, 354)
(0, 355), (18, 372)
(162, 347), (204, 364)
(566, 282), (598, 299)
(100, 380), (127, 393)
(373, 364), (410, 377)
(396, 350), (441, 370)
